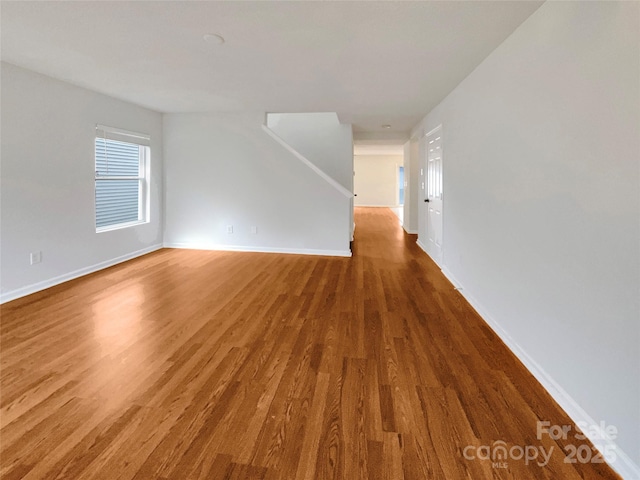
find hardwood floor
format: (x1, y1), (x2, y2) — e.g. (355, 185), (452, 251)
(1, 207), (619, 479)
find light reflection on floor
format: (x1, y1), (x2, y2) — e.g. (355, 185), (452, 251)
(89, 281), (152, 410)
(92, 282), (145, 347)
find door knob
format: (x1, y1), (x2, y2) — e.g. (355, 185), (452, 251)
(424, 199), (430, 202)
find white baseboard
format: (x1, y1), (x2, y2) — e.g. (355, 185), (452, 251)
(403, 227), (418, 234)
(0, 242), (352, 305)
(416, 239), (428, 253)
(439, 266), (640, 480)
(163, 242), (352, 258)
(0, 244), (163, 304)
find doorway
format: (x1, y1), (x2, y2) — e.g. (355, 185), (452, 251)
(352, 143), (407, 229)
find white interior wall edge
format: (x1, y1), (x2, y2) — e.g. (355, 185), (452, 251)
(402, 140), (412, 231)
(403, 138), (420, 233)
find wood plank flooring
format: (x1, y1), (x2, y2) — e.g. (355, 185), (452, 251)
(1, 207), (620, 479)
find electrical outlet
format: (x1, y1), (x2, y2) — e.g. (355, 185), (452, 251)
(226, 225), (233, 234)
(30, 251), (42, 265)
(251, 226), (258, 234)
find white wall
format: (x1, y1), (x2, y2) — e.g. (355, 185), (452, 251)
(267, 112), (353, 191)
(354, 155), (402, 207)
(266, 112), (354, 242)
(402, 142), (412, 230)
(0, 63), (163, 302)
(412, 2), (639, 475)
(163, 112), (351, 256)
(402, 140), (419, 233)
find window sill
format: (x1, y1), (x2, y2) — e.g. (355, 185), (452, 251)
(96, 219), (149, 234)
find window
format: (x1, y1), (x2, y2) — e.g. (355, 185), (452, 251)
(94, 125), (150, 232)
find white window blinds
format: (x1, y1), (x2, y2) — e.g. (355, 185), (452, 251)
(95, 125), (150, 231)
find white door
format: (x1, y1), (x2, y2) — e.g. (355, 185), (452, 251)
(425, 126), (443, 265)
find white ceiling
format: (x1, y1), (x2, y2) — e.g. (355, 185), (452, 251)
(1, 1), (542, 134)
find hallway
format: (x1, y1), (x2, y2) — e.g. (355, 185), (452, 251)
(0, 207), (619, 479)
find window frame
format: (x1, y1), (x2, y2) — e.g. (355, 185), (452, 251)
(94, 125), (151, 233)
